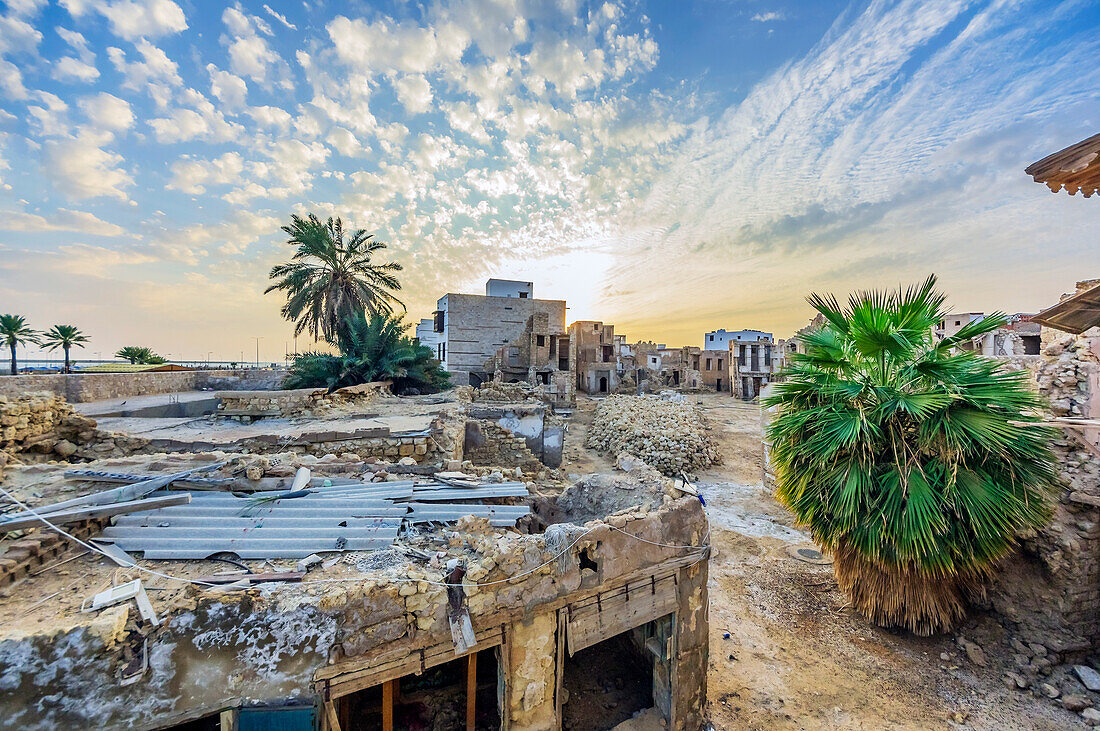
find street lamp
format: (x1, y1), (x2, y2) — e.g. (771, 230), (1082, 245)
(252, 337), (263, 368)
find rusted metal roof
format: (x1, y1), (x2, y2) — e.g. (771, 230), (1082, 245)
(1025, 132), (1100, 197)
(1031, 280), (1100, 333)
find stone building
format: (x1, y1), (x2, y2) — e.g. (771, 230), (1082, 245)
(482, 313), (575, 408)
(694, 350), (730, 393)
(986, 279), (1100, 659)
(568, 321), (622, 394)
(431, 280), (566, 387)
(729, 333), (775, 400)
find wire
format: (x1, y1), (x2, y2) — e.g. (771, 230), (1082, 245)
(0, 483), (710, 593)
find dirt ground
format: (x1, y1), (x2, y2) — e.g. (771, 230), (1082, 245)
(562, 392), (1086, 730)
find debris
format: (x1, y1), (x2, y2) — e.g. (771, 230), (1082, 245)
(1075, 665), (1100, 692)
(290, 466), (311, 491)
(1085, 708), (1100, 727)
(0, 493), (192, 533)
(296, 554), (323, 573)
(1062, 695), (1091, 712)
(83, 579), (159, 626)
(194, 572), (303, 585)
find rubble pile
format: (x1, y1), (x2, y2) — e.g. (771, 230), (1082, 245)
(1038, 332), (1098, 417)
(557, 455), (676, 522)
(0, 392), (103, 459)
(585, 395), (721, 476)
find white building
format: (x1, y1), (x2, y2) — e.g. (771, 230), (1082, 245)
(703, 329), (774, 351)
(415, 318), (440, 353)
(485, 279), (533, 298)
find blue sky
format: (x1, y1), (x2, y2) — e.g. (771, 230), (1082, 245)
(0, 0), (1098, 362)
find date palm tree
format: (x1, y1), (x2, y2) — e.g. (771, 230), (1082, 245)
(765, 275), (1057, 634)
(115, 346), (162, 365)
(1, 314), (40, 375)
(265, 213), (404, 345)
(41, 325), (89, 373)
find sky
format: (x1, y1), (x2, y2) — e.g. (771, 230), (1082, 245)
(0, 0), (1098, 363)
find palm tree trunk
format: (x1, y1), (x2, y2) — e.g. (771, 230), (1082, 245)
(9, 343), (16, 376)
(64, 344), (71, 373)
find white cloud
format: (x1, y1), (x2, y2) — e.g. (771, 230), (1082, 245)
(107, 40), (182, 105)
(1, 207), (128, 237)
(394, 74), (434, 115)
(221, 5), (290, 88)
(0, 13), (42, 55)
(148, 94), (241, 144)
(263, 4), (296, 30)
(325, 127), (363, 157)
(78, 92), (134, 132)
(66, 0), (187, 41)
(27, 92), (70, 137)
(207, 64), (248, 109)
(326, 15), (470, 77)
(57, 27), (94, 63)
(751, 12), (784, 23)
(53, 56), (100, 83)
(168, 152), (244, 194)
(0, 60), (29, 100)
(247, 105), (292, 130)
(42, 131), (133, 200)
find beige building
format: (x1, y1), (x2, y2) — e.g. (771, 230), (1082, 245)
(569, 321), (622, 394)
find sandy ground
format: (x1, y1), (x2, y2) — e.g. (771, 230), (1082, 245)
(563, 392), (1085, 730)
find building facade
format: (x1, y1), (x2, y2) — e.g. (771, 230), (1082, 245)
(703, 329), (774, 351)
(432, 280), (566, 387)
(569, 321), (622, 394)
(730, 333), (775, 400)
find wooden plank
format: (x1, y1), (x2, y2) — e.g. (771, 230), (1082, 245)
(193, 572), (303, 584)
(554, 609), (566, 727)
(382, 679), (394, 731)
(313, 552), (705, 685)
(324, 628), (504, 698)
(322, 700), (341, 731)
(0, 494), (192, 533)
(466, 651), (477, 731)
(567, 574), (678, 655)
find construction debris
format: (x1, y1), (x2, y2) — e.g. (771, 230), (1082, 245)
(586, 395), (721, 476)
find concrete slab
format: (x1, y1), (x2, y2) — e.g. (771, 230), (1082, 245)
(77, 391), (221, 418)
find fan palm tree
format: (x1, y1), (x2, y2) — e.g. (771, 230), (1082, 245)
(1, 314), (40, 375)
(284, 312), (448, 394)
(265, 213), (404, 345)
(115, 346), (161, 365)
(41, 325), (89, 373)
(764, 275), (1057, 634)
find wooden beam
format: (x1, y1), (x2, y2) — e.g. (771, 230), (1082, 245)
(382, 679), (394, 731)
(322, 700), (341, 731)
(466, 651), (477, 731)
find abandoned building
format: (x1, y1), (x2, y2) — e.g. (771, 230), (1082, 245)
(693, 350), (729, 393)
(481, 312), (574, 408)
(729, 333), (774, 400)
(568, 321), (623, 395)
(430, 280), (566, 387)
(702, 329), (773, 352)
(0, 367), (711, 731)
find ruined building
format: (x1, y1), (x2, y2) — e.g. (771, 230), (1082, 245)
(730, 333), (774, 400)
(481, 312), (575, 408)
(431, 280), (566, 387)
(568, 321), (622, 394)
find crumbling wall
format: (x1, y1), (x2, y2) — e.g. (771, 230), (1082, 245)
(464, 421), (544, 472)
(586, 395), (721, 476)
(0, 392), (108, 461)
(0, 369), (283, 403)
(0, 498), (709, 730)
(216, 389), (325, 419)
(989, 324), (1100, 658)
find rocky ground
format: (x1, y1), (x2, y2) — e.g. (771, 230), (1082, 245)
(563, 392), (1096, 730)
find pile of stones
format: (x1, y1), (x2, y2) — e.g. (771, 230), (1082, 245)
(0, 392), (100, 459)
(586, 395), (721, 476)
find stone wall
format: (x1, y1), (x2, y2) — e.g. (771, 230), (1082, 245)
(464, 420), (545, 472)
(0, 497), (710, 730)
(216, 388), (325, 418)
(989, 324), (1100, 658)
(0, 392), (99, 459)
(0, 369), (284, 403)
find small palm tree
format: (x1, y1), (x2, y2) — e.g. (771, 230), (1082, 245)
(41, 325), (89, 373)
(285, 312), (448, 394)
(1, 314), (40, 375)
(265, 213), (405, 345)
(115, 346), (162, 365)
(765, 275), (1057, 634)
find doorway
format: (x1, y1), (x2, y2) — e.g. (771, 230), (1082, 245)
(562, 629), (653, 730)
(598, 376), (608, 393)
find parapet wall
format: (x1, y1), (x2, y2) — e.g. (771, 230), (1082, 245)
(0, 369), (284, 403)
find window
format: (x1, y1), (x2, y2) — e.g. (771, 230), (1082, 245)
(764, 346), (771, 366)
(955, 320), (961, 326)
(709, 335), (714, 342)
(433, 310), (444, 332)
(441, 343), (445, 361)
(519, 292), (528, 298)
(739, 344), (747, 366)
(536, 335), (545, 347)
(594, 323), (600, 331)
(705, 357), (712, 370)
(718, 358), (723, 370)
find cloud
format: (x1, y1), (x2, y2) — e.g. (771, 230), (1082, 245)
(207, 64), (248, 109)
(78, 92), (134, 132)
(64, 0), (187, 41)
(52, 56), (100, 83)
(168, 152), (243, 194)
(0, 207), (128, 237)
(107, 39), (182, 106)
(42, 131), (133, 200)
(148, 88), (242, 143)
(221, 5), (291, 88)
(262, 4), (296, 30)
(751, 12), (784, 23)
(394, 75), (434, 115)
